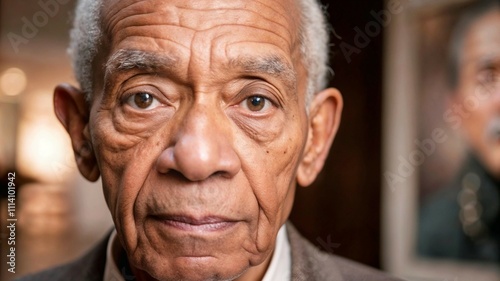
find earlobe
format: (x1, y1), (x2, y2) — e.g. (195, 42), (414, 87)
(54, 84), (100, 182)
(296, 88), (343, 187)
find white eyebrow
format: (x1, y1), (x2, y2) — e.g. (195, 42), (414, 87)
(230, 55), (297, 91)
(104, 49), (297, 92)
(105, 49), (178, 76)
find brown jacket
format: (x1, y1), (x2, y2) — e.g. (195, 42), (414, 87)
(15, 223), (402, 281)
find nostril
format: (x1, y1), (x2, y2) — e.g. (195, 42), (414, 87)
(159, 169), (189, 182)
(156, 147), (175, 174)
(211, 170), (229, 179)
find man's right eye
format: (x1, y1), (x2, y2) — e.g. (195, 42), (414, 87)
(477, 67), (499, 86)
(126, 92), (161, 110)
(243, 96), (271, 112)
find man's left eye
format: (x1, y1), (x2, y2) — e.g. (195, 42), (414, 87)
(477, 65), (500, 87)
(241, 96), (272, 112)
(126, 92), (161, 110)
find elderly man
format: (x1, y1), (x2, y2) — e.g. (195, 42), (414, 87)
(17, 0), (399, 280)
(419, 0), (500, 263)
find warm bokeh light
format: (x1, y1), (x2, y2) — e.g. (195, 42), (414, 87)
(0, 68), (27, 96)
(16, 91), (76, 183)
(18, 183), (73, 235)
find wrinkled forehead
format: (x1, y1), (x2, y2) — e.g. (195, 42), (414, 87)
(99, 0), (302, 54)
(94, 0), (305, 93)
(463, 10), (500, 65)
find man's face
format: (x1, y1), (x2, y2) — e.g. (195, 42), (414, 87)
(83, 0), (313, 280)
(455, 9), (500, 179)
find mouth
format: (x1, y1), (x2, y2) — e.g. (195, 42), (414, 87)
(151, 215), (239, 232)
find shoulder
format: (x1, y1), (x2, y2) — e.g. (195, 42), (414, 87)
(417, 173), (466, 258)
(14, 233), (109, 281)
(287, 223), (404, 281)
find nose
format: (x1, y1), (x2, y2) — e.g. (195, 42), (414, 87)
(490, 82), (500, 111)
(494, 84), (500, 105)
(156, 102), (240, 181)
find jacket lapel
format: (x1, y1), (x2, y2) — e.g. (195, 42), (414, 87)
(287, 223), (344, 281)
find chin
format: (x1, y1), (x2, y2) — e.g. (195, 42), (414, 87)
(123, 214), (271, 281)
(141, 260), (245, 281)
(132, 251), (250, 281)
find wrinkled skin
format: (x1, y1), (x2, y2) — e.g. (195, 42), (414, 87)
(452, 9), (500, 179)
(54, 0), (343, 280)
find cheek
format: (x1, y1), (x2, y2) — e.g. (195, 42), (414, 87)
(462, 100), (493, 139)
(91, 112), (164, 232)
(490, 149), (500, 177)
(240, 118), (306, 220)
(232, 127), (303, 261)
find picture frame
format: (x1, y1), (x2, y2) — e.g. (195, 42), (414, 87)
(382, 0), (500, 280)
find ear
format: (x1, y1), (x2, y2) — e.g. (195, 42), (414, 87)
(296, 88), (343, 187)
(54, 84), (100, 182)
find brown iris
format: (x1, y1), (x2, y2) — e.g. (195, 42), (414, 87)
(134, 93), (154, 109)
(246, 96), (265, 111)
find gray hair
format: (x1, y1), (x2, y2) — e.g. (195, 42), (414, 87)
(69, 0), (331, 104)
(448, 0), (499, 90)
(69, 0), (102, 100)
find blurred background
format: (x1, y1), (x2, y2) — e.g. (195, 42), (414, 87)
(0, 1), (114, 280)
(0, 0), (499, 281)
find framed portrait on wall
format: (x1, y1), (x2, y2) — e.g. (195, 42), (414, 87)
(382, 0), (500, 280)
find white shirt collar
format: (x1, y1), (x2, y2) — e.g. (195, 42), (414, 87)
(261, 224), (292, 281)
(103, 229), (125, 281)
(103, 224), (291, 281)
